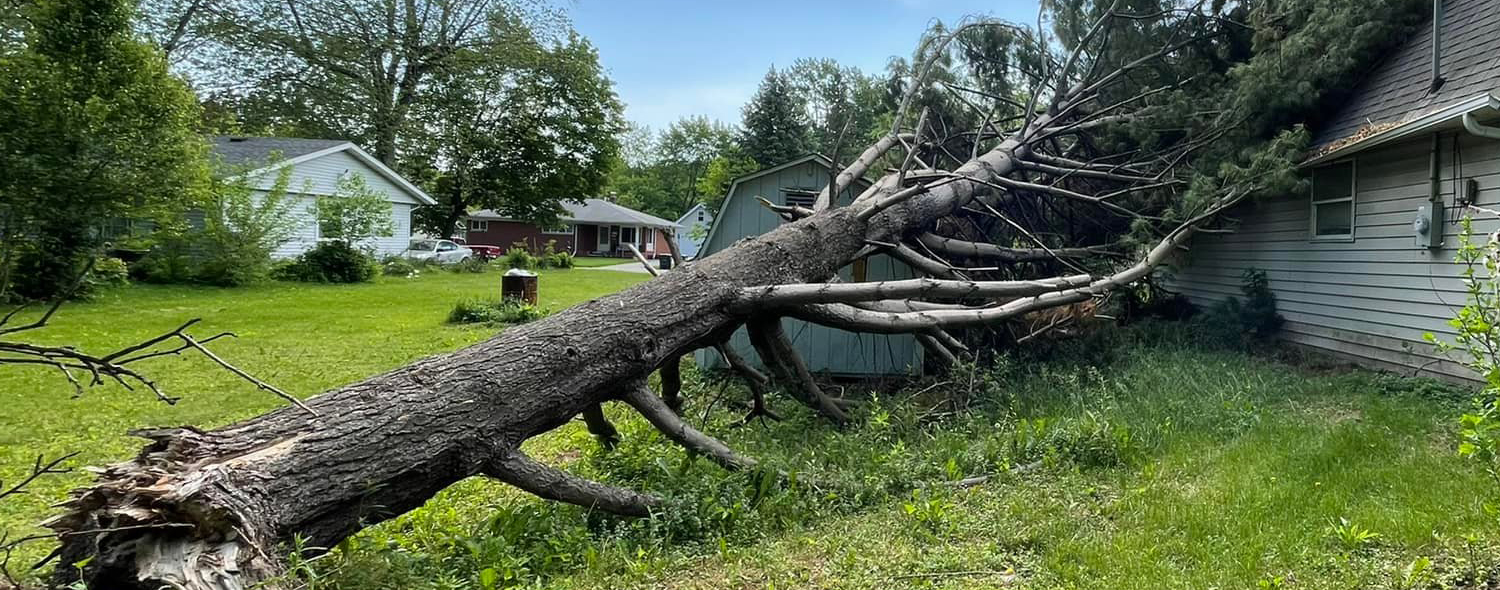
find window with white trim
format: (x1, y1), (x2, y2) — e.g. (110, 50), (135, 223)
(468, 219), (489, 232)
(1311, 160), (1355, 239)
(645, 227), (655, 247)
(542, 223), (574, 235)
(619, 226), (637, 244)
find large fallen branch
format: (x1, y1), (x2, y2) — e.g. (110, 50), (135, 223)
(45, 7), (1269, 588)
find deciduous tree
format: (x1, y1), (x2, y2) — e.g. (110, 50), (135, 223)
(0, 0), (208, 300)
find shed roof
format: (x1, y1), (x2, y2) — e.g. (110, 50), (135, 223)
(470, 198), (680, 229)
(1307, 0), (1500, 163)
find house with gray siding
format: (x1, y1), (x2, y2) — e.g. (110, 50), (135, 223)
(693, 154), (924, 377)
(1170, 0), (1500, 382)
(211, 136), (435, 258)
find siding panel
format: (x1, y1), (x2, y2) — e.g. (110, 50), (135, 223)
(1170, 132), (1500, 382)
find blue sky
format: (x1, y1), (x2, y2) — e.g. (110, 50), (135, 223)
(570, 0), (1040, 131)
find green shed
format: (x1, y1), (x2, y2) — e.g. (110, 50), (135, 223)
(694, 154), (924, 377)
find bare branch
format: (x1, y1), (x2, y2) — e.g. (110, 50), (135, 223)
(734, 275), (1091, 309)
(488, 452), (657, 517)
(914, 233), (1111, 263)
(623, 382), (757, 472)
(814, 133), (914, 211)
(624, 243), (661, 277)
(746, 317), (851, 423)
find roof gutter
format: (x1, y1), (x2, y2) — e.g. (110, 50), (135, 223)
(1463, 111), (1500, 139)
(1303, 93), (1500, 167)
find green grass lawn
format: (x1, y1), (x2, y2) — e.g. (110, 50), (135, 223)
(0, 267), (649, 570)
(572, 256), (633, 267)
(4, 272), (1499, 589)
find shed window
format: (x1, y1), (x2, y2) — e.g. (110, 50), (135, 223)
(1311, 161), (1355, 239)
(468, 219), (488, 232)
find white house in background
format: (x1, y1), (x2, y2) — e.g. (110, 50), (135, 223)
(211, 136), (435, 258)
(674, 203), (712, 259)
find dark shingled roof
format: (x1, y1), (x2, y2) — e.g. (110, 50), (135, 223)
(470, 199), (680, 229)
(1312, 0), (1500, 152)
(209, 136), (351, 168)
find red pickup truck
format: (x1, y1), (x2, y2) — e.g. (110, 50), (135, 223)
(463, 244), (503, 260)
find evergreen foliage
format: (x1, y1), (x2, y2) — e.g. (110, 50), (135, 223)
(739, 67), (812, 167)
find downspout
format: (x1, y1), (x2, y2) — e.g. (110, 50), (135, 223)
(1429, 132), (1442, 211)
(1464, 112), (1500, 139)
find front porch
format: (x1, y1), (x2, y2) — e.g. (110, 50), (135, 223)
(575, 223), (669, 258)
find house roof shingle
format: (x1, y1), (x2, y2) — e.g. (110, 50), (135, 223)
(209, 136), (351, 168)
(1311, 0), (1500, 153)
(471, 199), (680, 229)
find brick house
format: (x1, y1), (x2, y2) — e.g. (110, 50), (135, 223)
(464, 198), (680, 257)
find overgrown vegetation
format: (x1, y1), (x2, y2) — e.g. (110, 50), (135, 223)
(447, 298), (549, 326)
(1431, 217), (1500, 524)
(132, 167), (302, 287)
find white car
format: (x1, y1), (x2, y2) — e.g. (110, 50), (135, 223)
(403, 239), (473, 264)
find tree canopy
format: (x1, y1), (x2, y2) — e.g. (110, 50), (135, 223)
(0, 0), (208, 299)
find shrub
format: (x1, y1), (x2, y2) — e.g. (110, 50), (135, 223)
(274, 241), (378, 283)
(447, 298), (548, 325)
(535, 240), (573, 269)
(315, 173), (395, 244)
(86, 256), (130, 290)
(501, 245), (537, 270)
(9, 247), (129, 301)
(1434, 218), (1500, 491)
(195, 169), (300, 286)
(1195, 268), (1283, 350)
(128, 168), (299, 287)
(381, 256), (422, 278)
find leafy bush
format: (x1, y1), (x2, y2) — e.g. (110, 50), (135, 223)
(86, 256), (130, 290)
(129, 168), (300, 287)
(447, 298), (548, 325)
(380, 256), (421, 278)
(1434, 218), (1500, 493)
(9, 248), (129, 301)
(274, 241), (378, 283)
(501, 245), (537, 270)
(315, 173), (395, 244)
(535, 240), (573, 269)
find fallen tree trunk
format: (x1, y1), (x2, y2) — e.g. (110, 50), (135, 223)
(43, 195), (991, 589)
(44, 9), (1268, 588)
